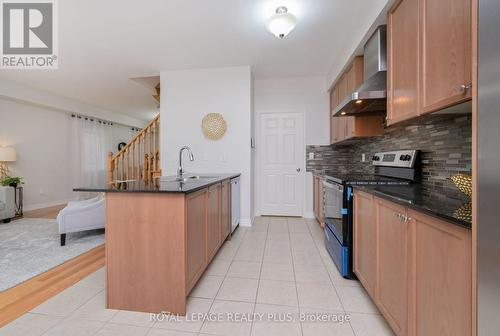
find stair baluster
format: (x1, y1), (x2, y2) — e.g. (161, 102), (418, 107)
(107, 114), (161, 186)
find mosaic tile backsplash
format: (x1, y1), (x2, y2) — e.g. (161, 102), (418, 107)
(307, 114), (472, 192)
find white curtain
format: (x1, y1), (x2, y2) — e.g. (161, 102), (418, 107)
(70, 116), (113, 198)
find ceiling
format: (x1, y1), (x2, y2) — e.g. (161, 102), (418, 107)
(0, 0), (389, 122)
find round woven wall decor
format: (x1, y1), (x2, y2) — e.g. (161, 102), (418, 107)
(202, 113), (227, 140)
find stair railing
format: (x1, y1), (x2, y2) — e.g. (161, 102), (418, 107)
(107, 115), (161, 185)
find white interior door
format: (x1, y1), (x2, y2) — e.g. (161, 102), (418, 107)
(258, 112), (304, 216)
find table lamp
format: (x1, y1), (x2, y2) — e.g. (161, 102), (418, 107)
(0, 146), (17, 180)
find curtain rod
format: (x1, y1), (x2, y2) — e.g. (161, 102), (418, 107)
(71, 113), (142, 131)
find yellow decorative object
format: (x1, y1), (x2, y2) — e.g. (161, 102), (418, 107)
(453, 202), (472, 222)
(450, 173), (472, 197)
(202, 113), (227, 140)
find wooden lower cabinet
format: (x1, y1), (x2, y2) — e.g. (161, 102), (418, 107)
(375, 198), (408, 335)
(353, 190), (472, 336)
(221, 179), (231, 240)
(313, 175), (325, 226)
(186, 189), (208, 293)
(207, 183), (222, 262)
(353, 190), (377, 297)
(106, 179), (233, 315)
(408, 209), (471, 336)
(186, 180), (232, 295)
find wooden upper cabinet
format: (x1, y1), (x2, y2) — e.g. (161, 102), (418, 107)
(207, 183), (221, 262)
(338, 74), (348, 103)
(330, 117), (342, 144)
(375, 198), (408, 336)
(387, 0), (420, 126)
(330, 85), (339, 113)
(420, 0), (472, 114)
(330, 56), (382, 144)
(387, 0), (472, 126)
(336, 117), (348, 141)
(347, 56), (364, 93)
(186, 189), (208, 293)
(353, 190), (377, 297)
(220, 179), (231, 241)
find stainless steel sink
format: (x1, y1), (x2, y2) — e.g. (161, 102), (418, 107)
(162, 175), (219, 183)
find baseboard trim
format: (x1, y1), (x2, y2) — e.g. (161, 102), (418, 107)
(239, 218), (252, 227)
(24, 199), (72, 212)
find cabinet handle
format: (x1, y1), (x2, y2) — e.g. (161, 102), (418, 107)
(460, 84), (472, 93)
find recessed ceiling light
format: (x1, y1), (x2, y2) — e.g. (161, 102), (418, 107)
(340, 111), (347, 115)
(266, 6), (298, 39)
(355, 100), (363, 104)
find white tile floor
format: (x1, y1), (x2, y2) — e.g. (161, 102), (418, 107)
(0, 217), (394, 336)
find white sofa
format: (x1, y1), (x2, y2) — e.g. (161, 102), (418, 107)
(57, 195), (105, 246)
(0, 186), (15, 223)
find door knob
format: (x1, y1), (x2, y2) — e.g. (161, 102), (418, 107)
(296, 168), (301, 172)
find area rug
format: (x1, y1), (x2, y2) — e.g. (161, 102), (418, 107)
(0, 218), (104, 291)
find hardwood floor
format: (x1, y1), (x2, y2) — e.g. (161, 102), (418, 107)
(23, 204), (66, 219)
(0, 245), (105, 327)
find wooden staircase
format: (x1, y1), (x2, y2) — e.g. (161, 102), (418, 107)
(107, 114), (161, 185)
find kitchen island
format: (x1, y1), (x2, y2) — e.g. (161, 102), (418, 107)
(75, 174), (240, 315)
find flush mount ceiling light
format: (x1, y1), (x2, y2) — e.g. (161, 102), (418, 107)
(266, 6), (298, 39)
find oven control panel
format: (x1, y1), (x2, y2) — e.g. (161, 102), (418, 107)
(372, 150), (418, 168)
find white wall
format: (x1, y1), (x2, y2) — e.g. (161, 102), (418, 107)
(0, 97), (140, 211)
(160, 66), (253, 226)
(0, 98), (74, 210)
(111, 124), (137, 153)
(254, 76), (330, 218)
(0, 80), (146, 128)
(0, 80), (146, 210)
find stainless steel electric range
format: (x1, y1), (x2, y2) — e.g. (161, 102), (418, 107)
(323, 150), (420, 279)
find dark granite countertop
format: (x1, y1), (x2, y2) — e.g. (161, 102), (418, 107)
(352, 184), (472, 229)
(74, 173), (241, 194)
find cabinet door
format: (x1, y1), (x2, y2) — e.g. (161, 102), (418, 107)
(345, 116), (356, 140)
(317, 180), (324, 226)
(420, 0), (472, 114)
(375, 198), (408, 336)
(221, 180), (231, 240)
(333, 85), (339, 109)
(207, 183), (221, 261)
(313, 176), (319, 219)
(186, 189), (208, 293)
(387, 0), (420, 126)
(336, 117), (347, 142)
(408, 209), (471, 336)
(330, 117), (341, 144)
(347, 56), (364, 93)
(353, 190), (377, 297)
(338, 74), (347, 102)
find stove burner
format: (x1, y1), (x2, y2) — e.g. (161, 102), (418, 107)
(324, 173), (412, 186)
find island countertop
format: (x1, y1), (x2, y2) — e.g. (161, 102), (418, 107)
(74, 173), (241, 194)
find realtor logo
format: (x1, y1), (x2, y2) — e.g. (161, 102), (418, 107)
(1, 0), (58, 69)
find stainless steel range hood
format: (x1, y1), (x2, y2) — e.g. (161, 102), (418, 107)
(333, 25), (387, 116)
